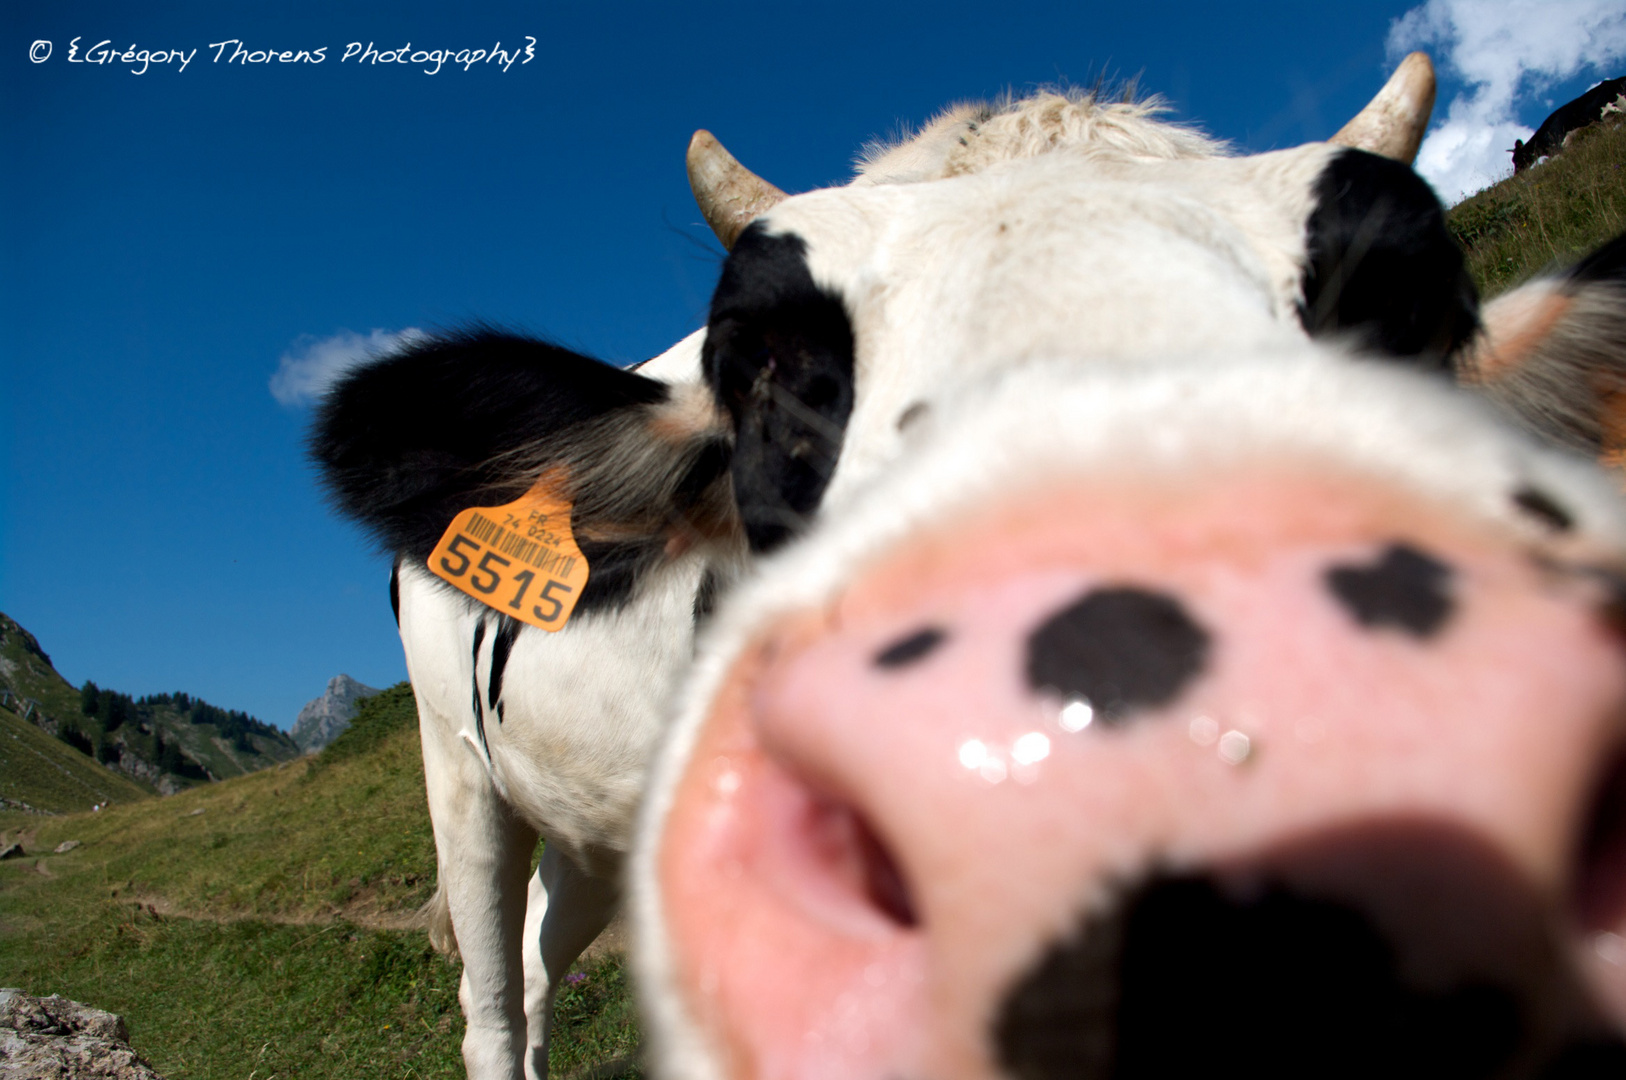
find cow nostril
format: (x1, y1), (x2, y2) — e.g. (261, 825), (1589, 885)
(1575, 744), (1626, 931)
(794, 789), (919, 930)
(854, 807), (918, 928)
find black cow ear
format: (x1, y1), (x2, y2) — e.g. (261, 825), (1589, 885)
(1299, 149), (1480, 369)
(312, 330), (734, 614)
(704, 225), (857, 553)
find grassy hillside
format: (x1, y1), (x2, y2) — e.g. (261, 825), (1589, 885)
(0, 611), (299, 799)
(0, 613), (96, 741)
(0, 684), (640, 1079)
(1448, 117), (1626, 296)
(105, 691), (303, 787)
(0, 701), (150, 813)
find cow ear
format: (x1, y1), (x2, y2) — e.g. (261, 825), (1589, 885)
(1460, 232), (1626, 466)
(312, 330), (736, 614)
(1299, 149), (1480, 369)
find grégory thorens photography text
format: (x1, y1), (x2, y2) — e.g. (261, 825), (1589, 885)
(27, 37), (539, 75)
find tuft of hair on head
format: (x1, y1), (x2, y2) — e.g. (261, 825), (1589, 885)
(851, 84), (1226, 187)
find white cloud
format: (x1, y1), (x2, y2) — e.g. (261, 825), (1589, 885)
(1389, 0), (1626, 203)
(269, 327), (426, 407)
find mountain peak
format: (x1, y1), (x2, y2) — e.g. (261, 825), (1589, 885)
(292, 675), (384, 753)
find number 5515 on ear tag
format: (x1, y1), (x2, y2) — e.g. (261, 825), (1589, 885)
(427, 476), (591, 632)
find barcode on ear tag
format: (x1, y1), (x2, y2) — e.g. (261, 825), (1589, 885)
(427, 474), (590, 632)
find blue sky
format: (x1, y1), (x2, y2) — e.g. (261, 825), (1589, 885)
(3, 1), (1623, 730)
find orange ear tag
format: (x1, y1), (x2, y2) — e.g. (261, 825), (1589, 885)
(427, 474), (591, 632)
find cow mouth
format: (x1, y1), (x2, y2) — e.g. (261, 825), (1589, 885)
(994, 819), (1626, 1080)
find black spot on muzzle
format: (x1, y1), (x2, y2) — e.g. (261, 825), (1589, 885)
(1025, 587), (1209, 723)
(1325, 542), (1455, 638)
(994, 826), (1624, 1080)
(874, 627), (948, 669)
(1513, 487), (1574, 533)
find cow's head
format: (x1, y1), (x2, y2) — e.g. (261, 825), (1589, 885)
(628, 56), (1626, 1080)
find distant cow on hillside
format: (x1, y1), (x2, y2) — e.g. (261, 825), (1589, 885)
(1513, 75), (1626, 172)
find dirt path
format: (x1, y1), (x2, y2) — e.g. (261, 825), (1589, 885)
(128, 893), (629, 959)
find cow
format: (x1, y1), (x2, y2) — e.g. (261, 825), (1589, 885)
(313, 50), (1626, 1079)
(621, 53), (1626, 1080)
(1513, 75), (1626, 172)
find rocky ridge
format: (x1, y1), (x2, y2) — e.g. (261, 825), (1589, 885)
(291, 674), (384, 753)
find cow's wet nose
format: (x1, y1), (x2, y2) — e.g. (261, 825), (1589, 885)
(650, 471), (1626, 1080)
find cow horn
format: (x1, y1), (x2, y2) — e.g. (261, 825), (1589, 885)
(1329, 51), (1436, 164)
(687, 130), (787, 250)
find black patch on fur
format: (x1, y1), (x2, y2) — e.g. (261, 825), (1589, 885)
(1025, 588), (1209, 722)
(995, 874), (1526, 1080)
(693, 567), (722, 626)
(705, 224), (856, 552)
(1538, 1039), (1626, 1079)
(1513, 487), (1574, 532)
(310, 329), (700, 616)
(470, 619), (490, 758)
(874, 627), (948, 669)
(1325, 543), (1455, 638)
(389, 559), (402, 627)
(487, 616), (521, 717)
(1568, 230), (1626, 285)
(1299, 150), (1479, 368)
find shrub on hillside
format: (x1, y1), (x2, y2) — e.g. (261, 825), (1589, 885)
(56, 723), (93, 757)
(318, 682), (417, 765)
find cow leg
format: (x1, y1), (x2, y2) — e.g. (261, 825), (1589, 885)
(416, 686), (539, 1080)
(521, 842), (621, 1080)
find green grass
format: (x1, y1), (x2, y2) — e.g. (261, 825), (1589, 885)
(1448, 118), (1626, 297)
(0, 703), (150, 813)
(0, 684), (641, 1078)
